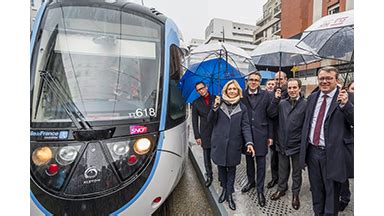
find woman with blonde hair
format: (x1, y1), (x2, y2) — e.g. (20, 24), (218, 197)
(208, 80), (255, 210)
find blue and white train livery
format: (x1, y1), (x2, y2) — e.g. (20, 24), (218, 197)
(30, 0), (188, 215)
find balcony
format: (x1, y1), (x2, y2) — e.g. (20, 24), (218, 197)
(256, 12), (272, 26)
(272, 27), (281, 36)
(254, 37), (264, 45)
(274, 7), (281, 18)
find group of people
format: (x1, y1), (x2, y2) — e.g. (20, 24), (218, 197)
(191, 66), (354, 215)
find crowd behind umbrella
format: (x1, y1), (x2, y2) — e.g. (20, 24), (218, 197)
(181, 10), (354, 215)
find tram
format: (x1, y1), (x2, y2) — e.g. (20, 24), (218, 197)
(30, 0), (188, 215)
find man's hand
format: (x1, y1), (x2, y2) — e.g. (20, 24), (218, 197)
(267, 138), (273, 146)
(275, 88), (282, 99)
(337, 89), (349, 105)
(247, 145), (256, 157)
(196, 138), (202, 145)
(214, 96), (221, 108)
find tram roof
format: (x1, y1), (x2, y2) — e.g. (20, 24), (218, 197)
(47, 0), (168, 24)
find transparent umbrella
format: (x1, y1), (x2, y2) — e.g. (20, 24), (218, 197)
(186, 42), (255, 96)
(296, 9), (353, 62)
(189, 42), (255, 75)
(296, 10), (354, 87)
(251, 38), (318, 70)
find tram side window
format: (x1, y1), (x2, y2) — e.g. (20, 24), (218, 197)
(167, 44), (186, 122)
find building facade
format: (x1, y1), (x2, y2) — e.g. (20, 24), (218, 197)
(253, 0), (281, 45)
(281, 0), (354, 39)
(188, 18), (258, 74)
(279, 0), (354, 96)
(204, 18), (257, 54)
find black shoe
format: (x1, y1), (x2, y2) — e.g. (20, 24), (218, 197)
(257, 193), (266, 207)
(267, 179), (278, 189)
(205, 176), (213, 187)
(292, 195), (300, 210)
(339, 200), (349, 212)
(270, 190), (286, 200)
(228, 194), (236, 210)
(241, 182), (256, 193)
(218, 188), (227, 203)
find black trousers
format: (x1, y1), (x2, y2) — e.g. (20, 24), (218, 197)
(277, 152), (302, 195)
(270, 146), (279, 182)
(245, 155), (266, 193)
(217, 165), (236, 195)
(340, 180), (351, 203)
(203, 148), (213, 178)
(307, 145), (341, 216)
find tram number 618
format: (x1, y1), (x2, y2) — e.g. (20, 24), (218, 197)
(135, 108), (156, 118)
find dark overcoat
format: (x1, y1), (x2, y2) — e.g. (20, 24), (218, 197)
(192, 95), (215, 149)
(270, 87), (289, 151)
(299, 88), (354, 182)
(268, 96), (307, 156)
(208, 101), (253, 167)
(241, 88), (273, 156)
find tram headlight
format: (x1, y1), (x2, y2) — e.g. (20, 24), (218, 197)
(30, 143), (83, 192)
(133, 138), (152, 155)
(32, 146), (53, 166)
(56, 146), (80, 165)
(105, 133), (157, 180)
(112, 141), (130, 156)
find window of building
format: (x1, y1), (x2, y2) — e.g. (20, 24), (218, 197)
(328, 3), (340, 15)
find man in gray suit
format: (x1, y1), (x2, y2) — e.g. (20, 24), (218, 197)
(299, 66), (354, 215)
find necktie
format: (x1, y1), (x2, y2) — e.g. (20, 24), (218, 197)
(313, 95), (327, 145)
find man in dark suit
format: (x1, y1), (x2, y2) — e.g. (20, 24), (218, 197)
(299, 66), (354, 215)
(268, 78), (306, 210)
(267, 71), (289, 189)
(192, 81), (215, 187)
(240, 71), (273, 207)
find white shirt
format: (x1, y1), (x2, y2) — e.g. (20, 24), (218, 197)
(309, 88), (337, 146)
(248, 89), (258, 95)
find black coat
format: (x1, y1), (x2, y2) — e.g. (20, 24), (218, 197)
(241, 88), (274, 156)
(208, 101), (253, 167)
(299, 88), (354, 182)
(268, 96), (307, 156)
(270, 87), (289, 150)
(192, 95), (215, 149)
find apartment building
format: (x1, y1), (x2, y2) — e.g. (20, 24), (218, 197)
(253, 0), (281, 45)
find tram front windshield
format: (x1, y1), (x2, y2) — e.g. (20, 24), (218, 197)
(31, 6), (162, 123)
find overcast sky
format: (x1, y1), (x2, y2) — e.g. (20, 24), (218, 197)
(133, 0), (267, 43)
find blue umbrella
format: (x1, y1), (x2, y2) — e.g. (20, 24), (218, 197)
(259, 70), (276, 85)
(178, 57), (246, 103)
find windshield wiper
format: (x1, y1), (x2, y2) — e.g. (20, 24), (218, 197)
(40, 70), (116, 141)
(40, 70), (92, 130)
(33, 25), (59, 120)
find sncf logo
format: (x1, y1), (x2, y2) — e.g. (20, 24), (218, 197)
(130, 125), (148, 135)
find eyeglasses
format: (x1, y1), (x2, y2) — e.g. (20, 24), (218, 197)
(275, 78), (284, 81)
(248, 78), (260, 82)
(318, 77), (335, 81)
(196, 87), (206, 92)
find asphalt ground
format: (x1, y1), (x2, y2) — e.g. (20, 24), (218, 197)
(153, 147), (214, 216)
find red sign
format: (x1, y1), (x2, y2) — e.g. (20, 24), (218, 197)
(130, 125), (148, 134)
